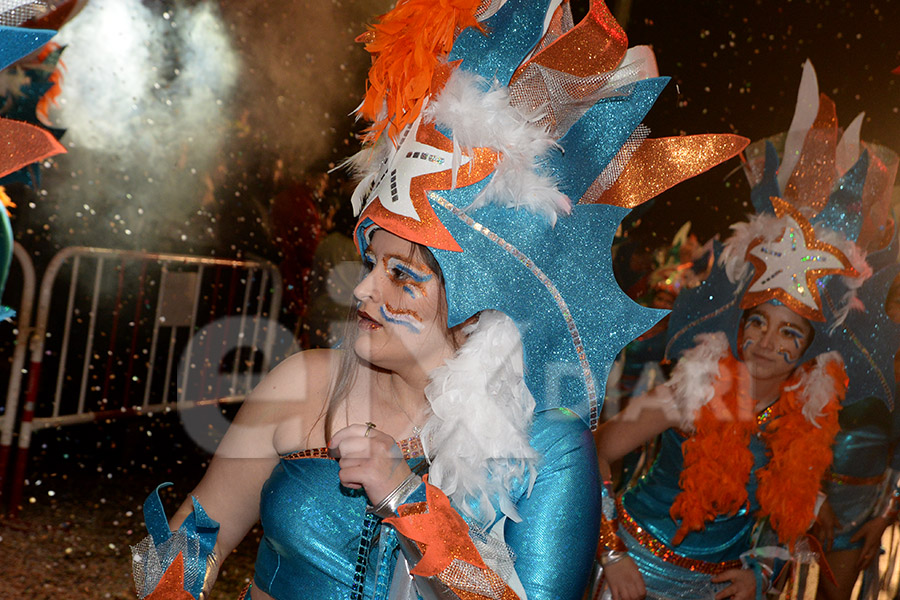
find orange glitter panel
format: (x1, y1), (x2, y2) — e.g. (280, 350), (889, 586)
(741, 197), (858, 322)
(0, 118), (66, 179)
(513, 0), (627, 82)
(145, 552), (195, 600)
(588, 134), (749, 208)
(390, 476), (519, 600)
(783, 93), (837, 214)
(355, 120), (498, 252)
(386, 475), (487, 577)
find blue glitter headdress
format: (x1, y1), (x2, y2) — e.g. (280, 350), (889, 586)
(348, 0), (747, 429)
(666, 60), (899, 409)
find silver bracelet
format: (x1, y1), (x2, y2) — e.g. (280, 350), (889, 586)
(367, 472), (423, 519)
(599, 549), (628, 567)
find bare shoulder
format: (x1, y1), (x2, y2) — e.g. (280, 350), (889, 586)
(216, 348), (345, 457)
(249, 348), (340, 403)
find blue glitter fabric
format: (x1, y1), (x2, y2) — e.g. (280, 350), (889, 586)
(139, 483), (221, 600)
(254, 409), (600, 600)
(826, 397), (899, 551)
(0, 25), (54, 71)
(621, 428), (769, 566)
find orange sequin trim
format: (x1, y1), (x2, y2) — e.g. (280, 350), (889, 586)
(827, 470), (885, 486)
(598, 517), (627, 554)
(236, 582), (251, 600)
(282, 436), (424, 461)
(618, 499), (742, 575)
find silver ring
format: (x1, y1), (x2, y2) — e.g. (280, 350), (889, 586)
(364, 422), (376, 437)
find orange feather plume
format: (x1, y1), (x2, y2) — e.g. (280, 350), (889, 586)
(35, 43), (65, 125)
(757, 359), (843, 547)
(358, 0), (484, 143)
(670, 353), (756, 546)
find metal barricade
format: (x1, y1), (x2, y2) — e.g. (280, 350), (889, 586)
(5, 246), (287, 515)
(0, 242), (36, 498)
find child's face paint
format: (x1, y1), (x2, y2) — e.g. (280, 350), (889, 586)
(353, 230), (453, 373)
(738, 301), (813, 386)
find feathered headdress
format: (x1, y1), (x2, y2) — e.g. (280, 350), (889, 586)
(348, 0), (748, 429)
(666, 59), (898, 410)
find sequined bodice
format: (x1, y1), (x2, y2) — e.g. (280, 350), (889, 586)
(255, 441), (424, 600)
(621, 422), (769, 563)
(253, 410), (601, 600)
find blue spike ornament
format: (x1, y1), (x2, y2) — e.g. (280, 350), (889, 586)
(350, 0), (746, 429)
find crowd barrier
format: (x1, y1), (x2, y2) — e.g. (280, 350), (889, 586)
(1, 246), (290, 516)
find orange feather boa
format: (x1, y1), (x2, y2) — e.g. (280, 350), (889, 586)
(669, 352), (843, 548)
(358, 0), (484, 143)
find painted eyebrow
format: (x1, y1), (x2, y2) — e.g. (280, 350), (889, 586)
(781, 324), (806, 338)
(385, 256), (432, 282)
(745, 313), (767, 327)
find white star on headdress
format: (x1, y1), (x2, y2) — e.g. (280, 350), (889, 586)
(351, 113), (470, 221)
(742, 197), (858, 321)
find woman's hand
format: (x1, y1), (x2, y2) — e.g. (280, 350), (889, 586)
(812, 499), (840, 551)
(329, 423), (412, 505)
(712, 568), (756, 600)
(851, 516), (890, 569)
(603, 556), (646, 600)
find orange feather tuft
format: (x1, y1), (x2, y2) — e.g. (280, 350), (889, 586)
(34, 43), (65, 125)
(670, 353), (756, 545)
(757, 359), (843, 548)
(358, 0), (485, 143)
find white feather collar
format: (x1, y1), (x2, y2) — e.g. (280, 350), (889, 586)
(421, 310), (540, 525)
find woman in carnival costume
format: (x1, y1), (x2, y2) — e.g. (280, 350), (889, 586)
(594, 60), (892, 600)
(130, 1), (745, 599)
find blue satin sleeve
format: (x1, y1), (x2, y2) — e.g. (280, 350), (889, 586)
(505, 408), (601, 600)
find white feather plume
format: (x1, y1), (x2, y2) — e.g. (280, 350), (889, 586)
(422, 310), (540, 525)
(342, 136), (393, 216)
(835, 111), (865, 177)
(665, 332), (730, 431)
(787, 351), (844, 424)
(424, 68), (571, 224)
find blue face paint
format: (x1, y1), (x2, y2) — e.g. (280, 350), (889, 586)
(386, 257), (433, 283)
(380, 304), (424, 334)
(385, 256), (432, 300)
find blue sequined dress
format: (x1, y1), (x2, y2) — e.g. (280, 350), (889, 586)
(825, 397), (898, 551)
(253, 408), (600, 600)
(616, 412), (772, 600)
